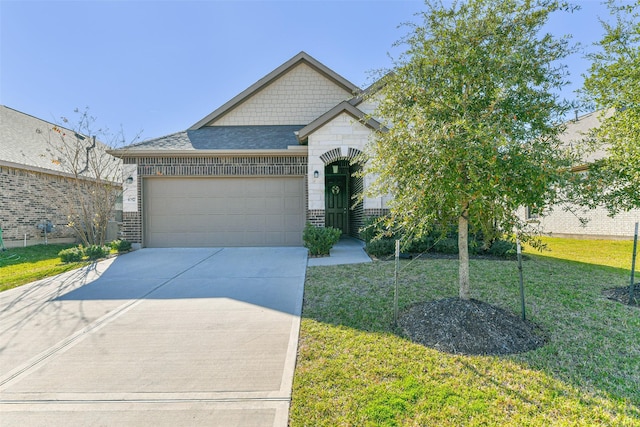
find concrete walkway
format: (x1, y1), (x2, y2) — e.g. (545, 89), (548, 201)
(307, 238), (372, 266)
(0, 247), (307, 427)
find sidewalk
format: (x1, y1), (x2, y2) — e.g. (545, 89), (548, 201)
(307, 238), (372, 266)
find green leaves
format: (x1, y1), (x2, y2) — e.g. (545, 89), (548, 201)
(579, 0), (640, 214)
(364, 0), (577, 291)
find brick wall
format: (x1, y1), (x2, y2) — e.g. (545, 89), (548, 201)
(520, 204), (640, 239)
(307, 209), (324, 227)
(1, 166), (79, 246)
(214, 63), (352, 126)
(120, 155), (308, 244)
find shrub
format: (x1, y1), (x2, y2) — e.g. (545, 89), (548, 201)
(433, 237), (459, 254)
(110, 239), (132, 253)
(365, 238), (396, 258)
(58, 246), (84, 263)
(407, 235), (435, 253)
(303, 223), (342, 256)
(488, 239), (517, 258)
(84, 245), (110, 260)
(360, 216), (397, 243)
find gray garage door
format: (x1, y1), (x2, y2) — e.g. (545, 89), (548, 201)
(144, 177), (305, 247)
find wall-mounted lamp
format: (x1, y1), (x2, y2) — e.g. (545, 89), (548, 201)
(126, 176), (134, 184)
(332, 165), (339, 174)
(313, 170), (319, 179)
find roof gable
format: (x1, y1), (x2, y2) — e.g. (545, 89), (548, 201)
(190, 52), (360, 129)
(297, 101), (384, 142)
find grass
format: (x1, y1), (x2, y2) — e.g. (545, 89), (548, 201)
(529, 236), (639, 272)
(0, 244), (89, 292)
(290, 238), (640, 426)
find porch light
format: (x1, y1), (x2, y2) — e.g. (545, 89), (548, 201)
(313, 170), (319, 178)
(332, 165), (339, 174)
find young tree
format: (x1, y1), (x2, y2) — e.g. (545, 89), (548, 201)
(46, 108), (126, 246)
(364, 0), (577, 299)
(579, 0), (640, 214)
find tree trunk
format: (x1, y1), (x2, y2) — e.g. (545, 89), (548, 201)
(458, 211), (470, 300)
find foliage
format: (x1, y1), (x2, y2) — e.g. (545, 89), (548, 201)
(363, 0), (578, 298)
(110, 239), (132, 253)
(365, 238), (396, 257)
(45, 108), (135, 246)
(303, 222), (342, 256)
(84, 244), (110, 260)
(577, 0), (640, 214)
(291, 238), (640, 425)
(58, 246), (84, 263)
(58, 244), (111, 263)
(487, 239), (517, 257)
(363, 221), (516, 258)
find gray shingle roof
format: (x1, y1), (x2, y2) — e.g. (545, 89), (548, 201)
(1, 105), (67, 174)
(1, 105), (118, 178)
(124, 125), (305, 151)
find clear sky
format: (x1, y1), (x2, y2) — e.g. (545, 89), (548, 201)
(0, 0), (629, 144)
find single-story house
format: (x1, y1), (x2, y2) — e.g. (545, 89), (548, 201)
(0, 105), (121, 248)
(522, 110), (640, 239)
(110, 52), (389, 248)
(110, 51), (638, 248)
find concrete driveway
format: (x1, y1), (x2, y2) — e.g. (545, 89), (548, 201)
(0, 247), (308, 426)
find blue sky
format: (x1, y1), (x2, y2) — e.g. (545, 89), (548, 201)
(0, 0), (628, 143)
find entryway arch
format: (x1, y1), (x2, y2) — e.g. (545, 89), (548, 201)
(320, 147), (364, 238)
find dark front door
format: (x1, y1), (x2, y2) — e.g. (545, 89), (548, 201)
(325, 174), (348, 235)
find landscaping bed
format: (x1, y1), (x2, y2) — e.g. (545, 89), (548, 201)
(291, 238), (640, 425)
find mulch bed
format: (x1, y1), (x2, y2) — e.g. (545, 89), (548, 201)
(398, 297), (547, 356)
(372, 252), (520, 262)
(602, 284), (639, 307)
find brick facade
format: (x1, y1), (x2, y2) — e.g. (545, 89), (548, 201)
(307, 209), (325, 227)
(1, 166), (78, 247)
(120, 155), (308, 244)
(520, 205), (640, 239)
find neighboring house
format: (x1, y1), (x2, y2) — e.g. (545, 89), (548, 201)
(110, 52), (388, 247)
(0, 105), (121, 248)
(522, 110), (640, 239)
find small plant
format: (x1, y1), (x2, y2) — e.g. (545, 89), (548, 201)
(58, 246), (84, 263)
(110, 239), (132, 253)
(84, 245), (110, 260)
(303, 222), (342, 256)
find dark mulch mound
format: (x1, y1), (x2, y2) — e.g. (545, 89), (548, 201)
(602, 284), (639, 307)
(398, 298), (546, 356)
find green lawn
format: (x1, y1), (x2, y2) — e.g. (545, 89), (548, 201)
(0, 244), (89, 292)
(290, 238), (640, 426)
(530, 236), (638, 272)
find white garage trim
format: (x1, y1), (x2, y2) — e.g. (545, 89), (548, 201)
(144, 177), (304, 247)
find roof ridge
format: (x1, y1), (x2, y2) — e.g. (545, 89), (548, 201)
(297, 101), (384, 141)
(189, 51), (361, 130)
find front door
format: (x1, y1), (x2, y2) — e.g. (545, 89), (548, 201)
(325, 174), (348, 235)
